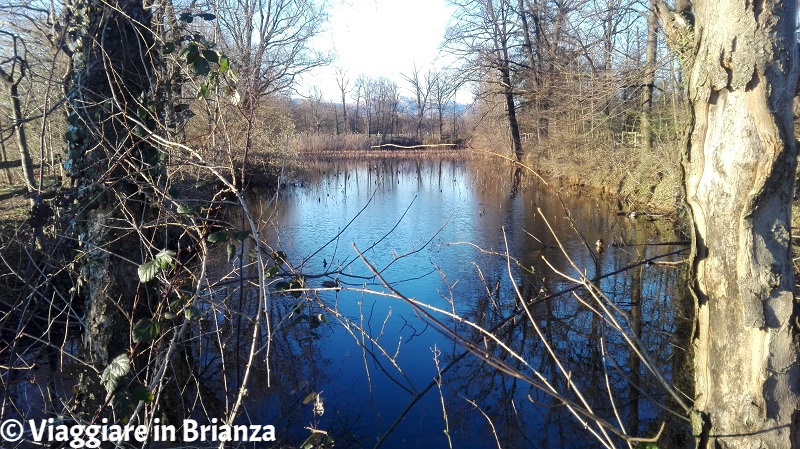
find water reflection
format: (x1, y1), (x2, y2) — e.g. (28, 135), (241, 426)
(234, 158), (689, 448)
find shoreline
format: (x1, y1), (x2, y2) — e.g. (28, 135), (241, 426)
(295, 147), (683, 218)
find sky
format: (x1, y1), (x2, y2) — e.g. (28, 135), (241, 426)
(299, 0), (458, 102)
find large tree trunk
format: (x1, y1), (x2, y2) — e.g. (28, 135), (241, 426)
(663, 1), (800, 446)
(66, 0), (156, 368)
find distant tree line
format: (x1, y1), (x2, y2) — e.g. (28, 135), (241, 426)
(294, 70), (466, 146)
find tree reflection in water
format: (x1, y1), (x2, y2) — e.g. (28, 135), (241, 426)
(231, 158), (692, 448)
(2, 158), (691, 449)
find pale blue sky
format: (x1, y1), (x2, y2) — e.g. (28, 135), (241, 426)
(299, 0), (457, 101)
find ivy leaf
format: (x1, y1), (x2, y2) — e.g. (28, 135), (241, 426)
(102, 354), (131, 384)
(232, 230), (250, 241)
(131, 385), (155, 403)
(194, 33), (210, 46)
(137, 260), (159, 283)
(185, 305), (201, 321)
(197, 13), (216, 20)
(227, 243), (237, 263)
(177, 204), (199, 214)
(290, 278), (304, 298)
(267, 265), (279, 278)
(178, 12), (193, 22)
(133, 318), (161, 343)
(138, 250), (175, 282)
(185, 49), (200, 64)
(192, 58), (210, 75)
(219, 56), (230, 73)
(202, 49), (219, 63)
(111, 393), (134, 422)
(274, 281), (290, 291)
(207, 231), (230, 243)
(163, 42), (176, 54)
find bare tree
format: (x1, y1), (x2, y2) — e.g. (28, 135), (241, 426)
(0, 30), (35, 194)
(403, 63), (436, 139)
(335, 67), (350, 133)
(448, 0), (524, 160)
(212, 0), (331, 98)
(60, 0), (160, 399)
(431, 69), (460, 140)
(370, 77), (400, 142)
(351, 75), (368, 134)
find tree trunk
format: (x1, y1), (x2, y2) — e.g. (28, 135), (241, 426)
(0, 63), (36, 194)
(341, 93), (347, 133)
(0, 119), (13, 184)
(665, 1), (800, 446)
(517, 0), (536, 80)
(501, 65), (524, 162)
(641, 0), (657, 152)
(485, 0), (523, 161)
(65, 0), (156, 368)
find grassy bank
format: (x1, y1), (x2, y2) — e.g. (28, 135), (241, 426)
(520, 141), (684, 216)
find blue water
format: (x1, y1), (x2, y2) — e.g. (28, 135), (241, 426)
(230, 158), (686, 448)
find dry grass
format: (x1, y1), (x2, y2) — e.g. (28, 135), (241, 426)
(301, 147), (480, 161)
(522, 139), (683, 214)
(294, 133), (377, 152)
(0, 186), (29, 224)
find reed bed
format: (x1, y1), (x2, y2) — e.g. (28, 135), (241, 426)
(293, 133), (377, 152)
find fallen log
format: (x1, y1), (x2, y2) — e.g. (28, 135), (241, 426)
(370, 143), (458, 150)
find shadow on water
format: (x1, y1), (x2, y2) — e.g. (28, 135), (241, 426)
(219, 157), (692, 448)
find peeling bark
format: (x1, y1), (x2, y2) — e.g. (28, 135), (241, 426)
(669, 0), (800, 446)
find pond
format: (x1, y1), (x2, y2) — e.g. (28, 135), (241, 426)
(222, 157), (690, 448)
